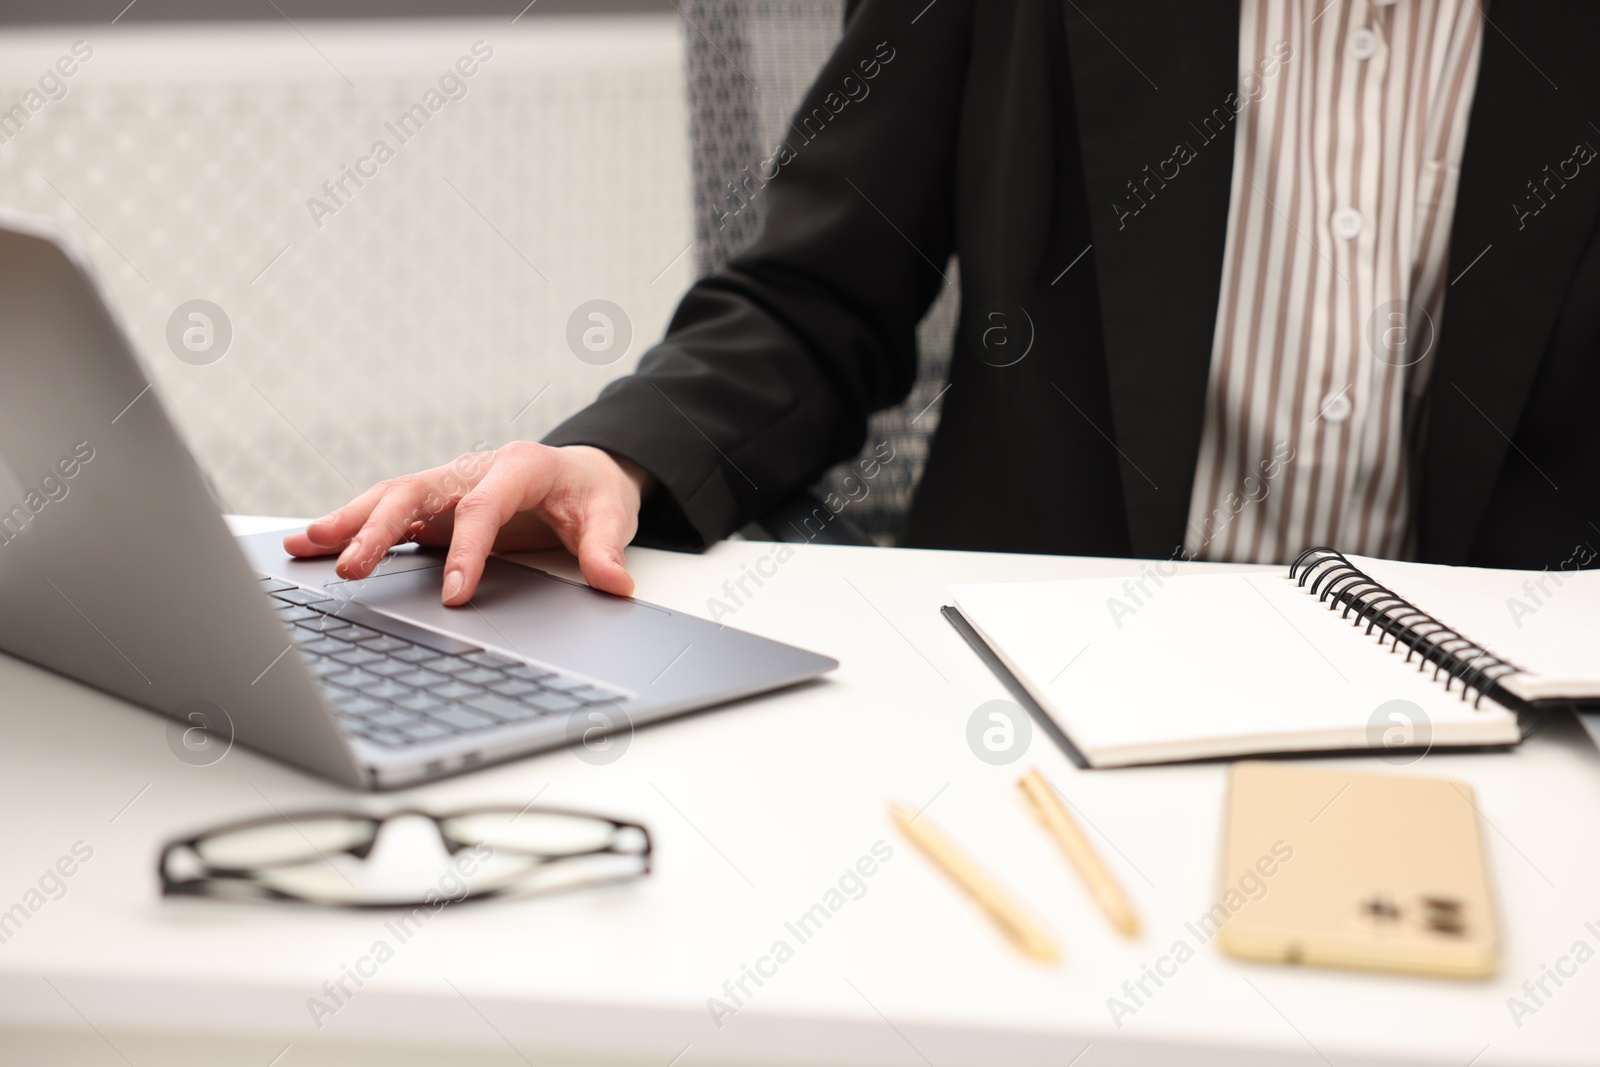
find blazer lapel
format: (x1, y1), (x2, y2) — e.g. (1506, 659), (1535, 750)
(1059, 0), (1241, 559)
(1418, 6), (1600, 563)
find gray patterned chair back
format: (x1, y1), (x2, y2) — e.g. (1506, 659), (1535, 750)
(682, 0), (958, 546)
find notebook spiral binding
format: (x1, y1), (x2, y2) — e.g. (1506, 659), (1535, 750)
(1289, 547), (1528, 712)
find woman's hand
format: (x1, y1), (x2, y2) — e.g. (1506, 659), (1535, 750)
(283, 443), (652, 604)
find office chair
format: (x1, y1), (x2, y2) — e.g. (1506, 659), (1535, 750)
(681, 0), (959, 547)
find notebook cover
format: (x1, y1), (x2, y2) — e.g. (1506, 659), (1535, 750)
(941, 605), (1090, 769)
(941, 605), (1521, 769)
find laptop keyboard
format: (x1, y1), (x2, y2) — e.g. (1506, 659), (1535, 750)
(258, 576), (625, 749)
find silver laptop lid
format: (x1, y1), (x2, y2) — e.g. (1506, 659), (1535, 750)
(0, 216), (365, 787)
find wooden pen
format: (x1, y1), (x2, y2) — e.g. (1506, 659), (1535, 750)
(1018, 768), (1140, 937)
(889, 800), (1060, 962)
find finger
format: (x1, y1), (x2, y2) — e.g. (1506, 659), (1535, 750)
(573, 500), (637, 597)
(441, 447), (554, 606)
(284, 529), (353, 558)
(338, 447), (498, 579)
(288, 514), (452, 559)
(301, 483), (386, 549)
(336, 476), (451, 580)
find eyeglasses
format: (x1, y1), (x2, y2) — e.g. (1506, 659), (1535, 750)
(158, 805), (652, 908)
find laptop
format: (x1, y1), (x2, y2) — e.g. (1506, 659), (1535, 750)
(0, 216), (837, 789)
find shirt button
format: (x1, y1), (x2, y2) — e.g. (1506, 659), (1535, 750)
(1320, 392), (1353, 423)
(1331, 208), (1363, 239)
(1351, 29), (1378, 60)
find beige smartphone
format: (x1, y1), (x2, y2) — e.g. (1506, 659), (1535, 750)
(1216, 761), (1499, 978)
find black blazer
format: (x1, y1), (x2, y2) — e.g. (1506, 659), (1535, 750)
(546, 0), (1600, 568)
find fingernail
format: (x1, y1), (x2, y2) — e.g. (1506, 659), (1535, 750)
(441, 570), (464, 604)
(311, 512), (338, 527)
(336, 540), (362, 574)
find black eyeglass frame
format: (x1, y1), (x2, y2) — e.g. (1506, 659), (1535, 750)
(158, 804), (653, 909)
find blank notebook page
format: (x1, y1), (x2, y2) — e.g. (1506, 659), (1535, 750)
(1348, 554), (1600, 701)
(949, 572), (1520, 767)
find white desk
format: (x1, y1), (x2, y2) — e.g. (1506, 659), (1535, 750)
(2, 520), (1597, 1067)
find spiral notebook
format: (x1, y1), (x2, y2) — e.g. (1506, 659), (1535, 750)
(945, 549), (1600, 768)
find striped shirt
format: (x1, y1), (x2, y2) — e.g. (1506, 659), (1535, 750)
(1183, 0), (1485, 563)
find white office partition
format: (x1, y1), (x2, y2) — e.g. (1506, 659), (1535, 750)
(0, 17), (692, 516)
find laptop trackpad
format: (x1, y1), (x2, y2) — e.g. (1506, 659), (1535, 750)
(340, 557), (674, 676)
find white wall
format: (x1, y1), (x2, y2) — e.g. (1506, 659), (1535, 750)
(0, 17), (692, 516)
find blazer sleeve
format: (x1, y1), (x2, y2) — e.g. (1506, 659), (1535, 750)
(542, 0), (971, 549)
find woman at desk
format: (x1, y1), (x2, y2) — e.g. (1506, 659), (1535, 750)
(287, 0), (1600, 596)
